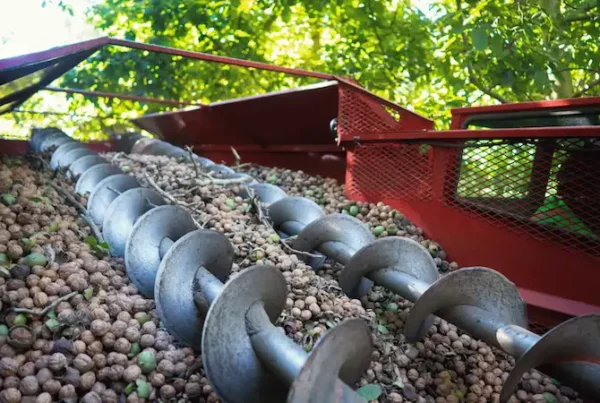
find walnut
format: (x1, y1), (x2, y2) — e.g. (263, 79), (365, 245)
(123, 365), (142, 382)
(80, 372), (96, 391)
(19, 375), (39, 396)
(48, 353), (67, 372)
(113, 337), (131, 354)
(0, 388), (21, 403)
(0, 357), (19, 377)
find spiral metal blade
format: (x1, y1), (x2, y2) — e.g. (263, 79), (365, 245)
(500, 314), (600, 402)
(293, 214), (375, 268)
(68, 155), (107, 179)
(75, 163), (122, 195)
(50, 142), (87, 169)
(60, 148), (97, 169)
(404, 267), (528, 343)
(155, 230), (233, 349)
(125, 205), (197, 297)
(40, 134), (74, 152)
(239, 183), (287, 205)
(287, 319), (372, 403)
(340, 237), (438, 299)
(268, 197), (325, 236)
(103, 188), (165, 257)
(87, 174), (140, 225)
(202, 265), (288, 403)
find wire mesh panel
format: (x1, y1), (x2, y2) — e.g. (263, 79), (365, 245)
(337, 86), (406, 139)
(445, 137), (600, 258)
(347, 137), (600, 259)
(347, 143), (433, 201)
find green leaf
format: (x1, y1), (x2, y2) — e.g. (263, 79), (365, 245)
(377, 324), (389, 334)
(45, 318), (61, 331)
(357, 384), (382, 401)
(136, 379), (150, 398)
(543, 392), (558, 403)
(83, 287), (94, 300)
(500, 70), (516, 87)
(471, 27), (487, 51)
(128, 342), (141, 357)
(28, 196), (43, 203)
(47, 310), (56, 319)
(84, 236), (98, 247)
(99, 242), (110, 250)
(124, 382), (136, 395)
(1, 194), (16, 206)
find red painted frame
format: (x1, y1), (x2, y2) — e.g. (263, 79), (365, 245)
(344, 97), (600, 326)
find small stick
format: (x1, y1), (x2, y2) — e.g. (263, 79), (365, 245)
(246, 188), (321, 259)
(231, 146), (241, 166)
(50, 183), (104, 243)
(185, 146), (200, 178)
(10, 291), (78, 316)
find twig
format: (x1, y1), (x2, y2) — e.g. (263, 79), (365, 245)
(573, 78), (600, 97)
(31, 155), (52, 171)
(144, 173), (206, 213)
(50, 183), (86, 214)
(185, 146), (200, 178)
(246, 188), (321, 259)
(231, 146), (241, 166)
(50, 183), (104, 243)
(79, 214), (105, 244)
(10, 291), (78, 316)
(202, 172), (254, 185)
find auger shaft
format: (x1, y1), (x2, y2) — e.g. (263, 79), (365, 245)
(246, 301), (360, 398)
(246, 302), (311, 384)
(315, 239), (600, 399)
(317, 240), (540, 354)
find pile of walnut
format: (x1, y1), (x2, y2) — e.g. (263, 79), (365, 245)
(0, 150), (581, 403)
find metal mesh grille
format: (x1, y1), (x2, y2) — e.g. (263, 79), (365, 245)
(337, 86), (405, 138)
(347, 137), (600, 259)
(348, 143), (433, 201)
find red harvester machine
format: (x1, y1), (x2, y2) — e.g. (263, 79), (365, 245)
(1, 37), (599, 399)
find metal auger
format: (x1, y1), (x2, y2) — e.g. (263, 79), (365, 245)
(153, 229), (373, 403)
(40, 131), (600, 401)
(32, 130), (375, 403)
(282, 213), (600, 402)
(29, 129), (168, 258)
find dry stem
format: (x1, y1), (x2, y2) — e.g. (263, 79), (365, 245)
(50, 183), (104, 243)
(245, 187), (321, 259)
(10, 291), (78, 316)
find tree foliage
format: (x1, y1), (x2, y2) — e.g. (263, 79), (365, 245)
(3, 0), (600, 139)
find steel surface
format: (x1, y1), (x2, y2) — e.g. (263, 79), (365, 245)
(339, 237), (438, 298)
(60, 148), (97, 169)
(202, 265), (289, 403)
(87, 174), (140, 225)
(293, 214), (374, 268)
(68, 155), (106, 179)
(238, 183), (287, 206)
(155, 230), (233, 349)
(102, 188), (166, 257)
(50, 142), (87, 169)
(287, 319), (372, 403)
(75, 163), (122, 195)
(124, 205), (196, 297)
(403, 268), (528, 342)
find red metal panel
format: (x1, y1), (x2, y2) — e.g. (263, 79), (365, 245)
(341, 126), (600, 142)
(133, 81), (340, 147)
(0, 37), (109, 70)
